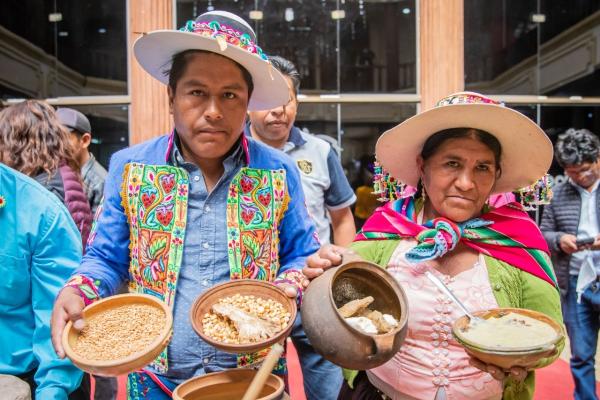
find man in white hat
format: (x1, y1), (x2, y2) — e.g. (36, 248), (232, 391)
(51, 11), (320, 398)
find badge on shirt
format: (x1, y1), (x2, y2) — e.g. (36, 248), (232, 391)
(297, 159), (313, 175)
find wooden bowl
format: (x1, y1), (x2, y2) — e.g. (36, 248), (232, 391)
(62, 293), (173, 377)
(452, 307), (564, 370)
(172, 369), (287, 400)
(190, 280), (297, 353)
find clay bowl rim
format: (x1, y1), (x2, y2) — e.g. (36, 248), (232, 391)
(452, 307), (564, 354)
(329, 262), (409, 339)
(62, 293), (173, 370)
(190, 279), (298, 353)
(172, 368), (285, 400)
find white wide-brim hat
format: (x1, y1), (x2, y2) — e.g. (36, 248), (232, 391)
(133, 11), (289, 111)
(376, 92), (553, 194)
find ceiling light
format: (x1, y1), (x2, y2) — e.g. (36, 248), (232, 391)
(331, 10), (345, 20)
(98, 28), (107, 34)
(249, 10), (263, 20)
(285, 8), (294, 22)
(402, 8), (411, 15)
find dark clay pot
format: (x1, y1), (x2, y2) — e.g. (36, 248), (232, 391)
(301, 255), (409, 370)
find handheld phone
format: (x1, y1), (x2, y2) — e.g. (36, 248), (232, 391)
(576, 237), (595, 247)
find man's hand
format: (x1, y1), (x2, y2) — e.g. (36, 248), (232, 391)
(274, 282), (299, 299)
(302, 244), (350, 280)
(559, 234), (579, 254)
(51, 287), (86, 358)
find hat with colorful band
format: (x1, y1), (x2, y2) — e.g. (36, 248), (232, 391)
(133, 10), (289, 111)
(375, 91), (554, 194)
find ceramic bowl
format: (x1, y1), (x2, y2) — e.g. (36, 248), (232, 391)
(452, 307), (564, 370)
(62, 293), (173, 377)
(190, 280), (297, 353)
(172, 369), (287, 400)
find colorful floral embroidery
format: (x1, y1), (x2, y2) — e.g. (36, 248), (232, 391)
(0, 195), (5, 209)
(227, 168), (288, 281)
(227, 168), (290, 370)
(64, 275), (101, 306)
(121, 163), (188, 373)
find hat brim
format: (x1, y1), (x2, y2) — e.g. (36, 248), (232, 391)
(375, 103), (553, 194)
(133, 30), (289, 111)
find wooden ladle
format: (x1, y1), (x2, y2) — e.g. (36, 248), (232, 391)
(241, 342), (285, 400)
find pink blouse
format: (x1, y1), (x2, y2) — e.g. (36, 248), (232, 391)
(367, 239), (504, 400)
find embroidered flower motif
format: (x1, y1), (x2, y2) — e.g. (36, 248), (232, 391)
(178, 185), (188, 197)
(0, 195), (6, 208)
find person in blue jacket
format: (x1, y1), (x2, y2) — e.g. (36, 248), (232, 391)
(0, 162), (83, 399)
(51, 10), (320, 399)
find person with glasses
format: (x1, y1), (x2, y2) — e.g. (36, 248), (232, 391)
(541, 128), (600, 400)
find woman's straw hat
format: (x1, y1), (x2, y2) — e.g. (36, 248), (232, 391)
(375, 92), (553, 194)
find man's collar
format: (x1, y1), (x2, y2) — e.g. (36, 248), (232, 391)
(168, 130), (249, 168)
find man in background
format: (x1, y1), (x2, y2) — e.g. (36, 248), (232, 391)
(57, 108), (108, 215)
(541, 128), (600, 400)
(248, 55), (354, 399)
(247, 56), (356, 247)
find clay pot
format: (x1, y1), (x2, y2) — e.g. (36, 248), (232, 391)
(452, 307), (565, 370)
(301, 254), (409, 370)
(172, 369), (287, 400)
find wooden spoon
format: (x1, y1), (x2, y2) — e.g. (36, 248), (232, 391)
(241, 342), (285, 400)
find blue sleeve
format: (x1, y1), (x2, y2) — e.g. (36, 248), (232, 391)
(31, 203), (83, 398)
(75, 153), (131, 297)
(324, 147), (356, 209)
(277, 162), (321, 274)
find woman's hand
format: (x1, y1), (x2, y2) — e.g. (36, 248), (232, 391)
(302, 244), (349, 280)
(468, 357), (528, 382)
(51, 287), (86, 358)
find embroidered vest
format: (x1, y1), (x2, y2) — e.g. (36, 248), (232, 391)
(121, 162), (289, 373)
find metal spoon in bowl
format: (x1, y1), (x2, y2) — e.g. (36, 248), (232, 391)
(424, 271), (485, 326)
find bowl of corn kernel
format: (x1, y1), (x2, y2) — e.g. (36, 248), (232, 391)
(190, 280), (297, 353)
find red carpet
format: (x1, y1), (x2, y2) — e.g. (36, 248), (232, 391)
(99, 349), (596, 399)
(533, 358), (600, 399)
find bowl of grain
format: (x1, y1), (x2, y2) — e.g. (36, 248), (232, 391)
(190, 280), (297, 354)
(62, 293), (173, 376)
(452, 308), (564, 370)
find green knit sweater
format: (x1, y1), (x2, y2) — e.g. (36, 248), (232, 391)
(342, 239), (564, 400)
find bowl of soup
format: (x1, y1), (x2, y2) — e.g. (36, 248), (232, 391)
(452, 308), (564, 369)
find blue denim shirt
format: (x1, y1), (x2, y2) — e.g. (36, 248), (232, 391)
(160, 138), (243, 381)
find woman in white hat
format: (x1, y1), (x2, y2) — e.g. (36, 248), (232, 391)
(304, 92), (564, 400)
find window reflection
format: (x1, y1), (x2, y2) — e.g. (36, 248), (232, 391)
(176, 0), (416, 93)
(0, 0), (127, 99)
(465, 0), (600, 96)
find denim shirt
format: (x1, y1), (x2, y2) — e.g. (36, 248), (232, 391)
(159, 138), (243, 381)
